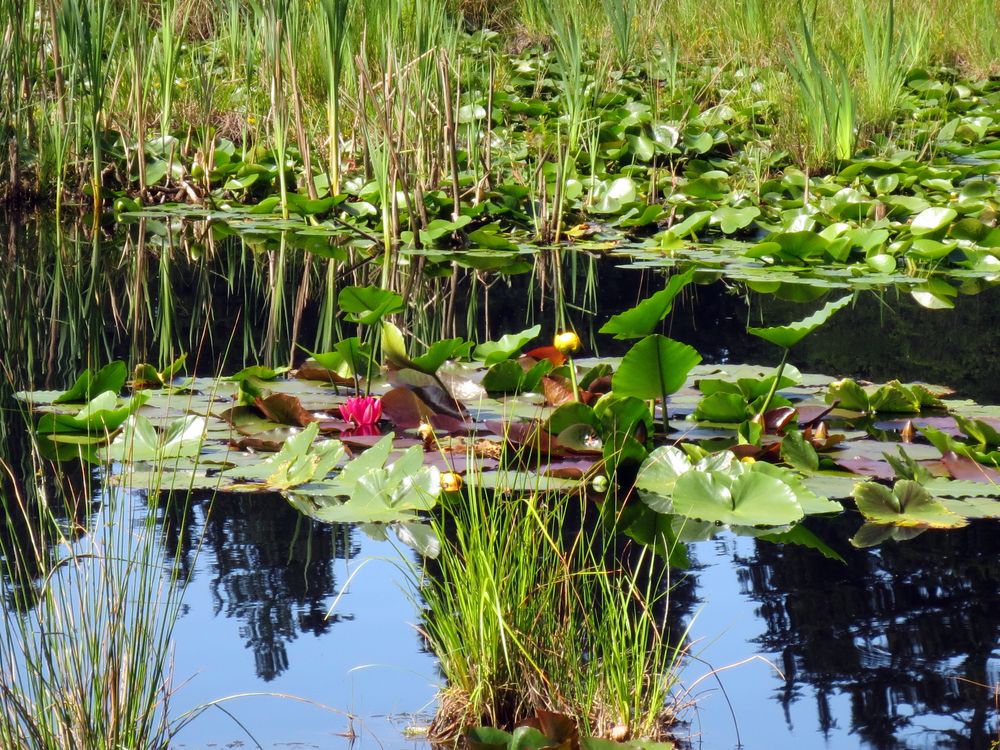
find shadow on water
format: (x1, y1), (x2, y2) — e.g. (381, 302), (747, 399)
(1, 213), (998, 748)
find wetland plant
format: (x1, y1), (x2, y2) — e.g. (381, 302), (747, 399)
(416, 470), (685, 741)
(786, 3), (856, 169)
(0, 460), (191, 750)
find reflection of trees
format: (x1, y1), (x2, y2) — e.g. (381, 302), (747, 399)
(187, 493), (360, 682)
(660, 279), (1000, 405)
(734, 515), (1000, 749)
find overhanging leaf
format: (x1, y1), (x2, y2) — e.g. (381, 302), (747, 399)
(747, 295), (852, 349)
(599, 268), (696, 340)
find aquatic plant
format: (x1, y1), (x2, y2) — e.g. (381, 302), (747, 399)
(0, 460), (189, 749)
(414, 467), (686, 741)
(339, 395), (383, 426)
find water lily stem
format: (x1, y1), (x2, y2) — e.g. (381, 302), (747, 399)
(568, 355), (580, 402)
(757, 347), (790, 421)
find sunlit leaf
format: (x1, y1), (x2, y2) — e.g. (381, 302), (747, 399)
(747, 295), (852, 349)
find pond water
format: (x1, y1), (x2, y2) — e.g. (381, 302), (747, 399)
(1, 218), (998, 749)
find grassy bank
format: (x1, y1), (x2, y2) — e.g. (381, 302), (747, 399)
(1, 0), (996, 215)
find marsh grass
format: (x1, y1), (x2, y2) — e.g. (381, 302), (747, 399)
(785, 4), (856, 170)
(1, 0), (996, 208)
(416, 472), (686, 740)
(855, 0), (925, 133)
(0, 452), (189, 750)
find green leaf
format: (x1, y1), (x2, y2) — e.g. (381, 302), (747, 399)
(752, 461), (841, 515)
(747, 295), (852, 349)
(54, 362), (128, 404)
(473, 325), (542, 364)
(103, 415), (207, 464)
(411, 338), (473, 374)
(467, 727), (514, 750)
(852, 480), (968, 529)
(509, 726), (552, 750)
(672, 469), (804, 526)
(635, 445), (704, 510)
(711, 206), (760, 234)
(222, 422), (346, 487)
(692, 392), (751, 423)
(338, 286), (404, 325)
(599, 268), (696, 340)
(381, 321), (413, 369)
(825, 378), (870, 411)
(621, 503), (691, 569)
(758, 524), (845, 562)
(482, 359), (551, 394)
(781, 429), (819, 473)
(612, 335), (701, 401)
(227, 365), (288, 382)
(909, 206), (957, 236)
(546, 402), (599, 435)
(664, 210), (712, 238)
(304, 338), (374, 380)
(36, 392), (148, 435)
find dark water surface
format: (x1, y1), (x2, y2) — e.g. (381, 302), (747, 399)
(1, 219), (998, 749)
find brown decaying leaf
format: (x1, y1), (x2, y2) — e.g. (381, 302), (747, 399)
(485, 419), (561, 458)
(524, 346), (566, 366)
(764, 406), (797, 433)
(536, 458), (599, 479)
(543, 375), (578, 407)
(255, 393), (318, 427)
(834, 456), (896, 480)
(381, 386), (435, 429)
(730, 441), (781, 461)
(294, 364), (354, 385)
(796, 404), (835, 428)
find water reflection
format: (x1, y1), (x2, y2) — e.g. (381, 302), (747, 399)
(160, 491), (361, 682)
(2, 213), (1000, 748)
(732, 515), (999, 749)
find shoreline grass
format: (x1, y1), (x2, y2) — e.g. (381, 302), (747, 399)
(0, 0), (996, 213)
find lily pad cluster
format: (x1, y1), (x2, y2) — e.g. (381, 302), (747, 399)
(18, 286), (1000, 559)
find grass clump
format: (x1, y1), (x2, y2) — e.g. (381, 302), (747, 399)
(0, 455), (191, 750)
(415, 478), (686, 741)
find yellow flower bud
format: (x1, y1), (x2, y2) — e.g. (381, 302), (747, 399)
(441, 472), (463, 493)
(553, 330), (581, 355)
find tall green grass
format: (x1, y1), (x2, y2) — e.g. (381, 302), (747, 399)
(855, 0), (925, 131)
(785, 4), (856, 169)
(415, 474), (686, 740)
(0, 0), (995, 208)
(0, 457), (189, 750)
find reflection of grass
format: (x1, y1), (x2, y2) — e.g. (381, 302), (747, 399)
(0, 452), (188, 749)
(414, 467), (687, 741)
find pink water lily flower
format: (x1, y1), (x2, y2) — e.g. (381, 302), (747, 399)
(340, 395), (382, 427)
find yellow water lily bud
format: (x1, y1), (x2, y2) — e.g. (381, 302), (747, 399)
(740, 456), (757, 464)
(553, 330), (582, 355)
(441, 472), (463, 493)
